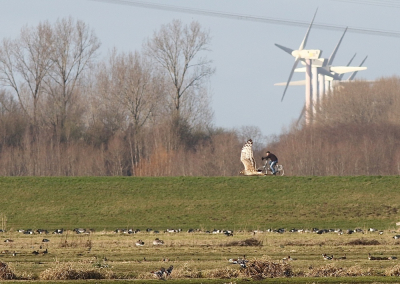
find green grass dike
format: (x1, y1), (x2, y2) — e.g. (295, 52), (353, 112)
(0, 175), (399, 231)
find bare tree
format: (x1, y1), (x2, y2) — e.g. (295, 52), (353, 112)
(0, 21), (53, 131)
(145, 19), (215, 118)
(43, 17), (100, 142)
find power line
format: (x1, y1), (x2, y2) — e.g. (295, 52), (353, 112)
(327, 0), (400, 9)
(89, 0), (400, 38)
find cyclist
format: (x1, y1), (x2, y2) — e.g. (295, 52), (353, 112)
(262, 151), (278, 175)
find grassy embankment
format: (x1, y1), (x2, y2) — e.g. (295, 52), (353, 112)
(0, 175), (399, 231)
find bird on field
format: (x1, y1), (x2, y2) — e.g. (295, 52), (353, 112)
(368, 253), (388, 260)
(229, 255), (248, 268)
(224, 230), (233, 236)
(283, 256), (296, 262)
(41, 249), (48, 255)
(388, 256), (398, 260)
(42, 238), (50, 242)
(393, 235), (400, 239)
(4, 239), (13, 243)
(32, 250), (39, 255)
(239, 139), (264, 176)
(322, 254), (333, 260)
(151, 265), (173, 279)
(153, 238), (164, 245)
(151, 267), (166, 279)
(135, 240), (145, 246)
(165, 265), (173, 276)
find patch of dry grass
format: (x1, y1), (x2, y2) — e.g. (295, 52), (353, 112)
(0, 261), (15, 280)
(39, 261), (116, 280)
(224, 238), (262, 247)
(385, 264), (400, 276)
(304, 264), (374, 277)
(346, 238), (380, 245)
(240, 256), (293, 280)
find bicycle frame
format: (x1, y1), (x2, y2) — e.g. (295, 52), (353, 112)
(262, 160), (284, 176)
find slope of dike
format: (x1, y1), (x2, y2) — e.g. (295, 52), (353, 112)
(0, 176), (399, 231)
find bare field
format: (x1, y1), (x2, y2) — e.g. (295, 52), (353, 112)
(2, 228), (400, 282)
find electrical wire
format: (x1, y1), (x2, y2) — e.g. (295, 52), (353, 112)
(327, 0), (400, 9)
(89, 0), (400, 38)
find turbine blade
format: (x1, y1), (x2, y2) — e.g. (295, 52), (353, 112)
(275, 80), (306, 86)
(281, 58), (300, 102)
(347, 53), (357, 66)
(338, 53), (356, 80)
(296, 105), (306, 126)
(328, 27), (348, 65)
(348, 55), (368, 80)
(275, 43), (294, 55)
(298, 8), (318, 51)
(330, 66), (367, 74)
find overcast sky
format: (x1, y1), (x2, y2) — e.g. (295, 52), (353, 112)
(2, 0), (399, 139)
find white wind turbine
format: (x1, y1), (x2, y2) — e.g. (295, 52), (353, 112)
(275, 8), (321, 114)
(275, 24), (368, 124)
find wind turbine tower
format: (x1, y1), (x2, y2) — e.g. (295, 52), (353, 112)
(274, 9), (321, 125)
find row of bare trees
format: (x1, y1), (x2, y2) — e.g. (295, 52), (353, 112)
(271, 77), (400, 176)
(0, 17), (255, 176)
(0, 17), (398, 176)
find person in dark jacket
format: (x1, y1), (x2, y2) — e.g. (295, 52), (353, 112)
(262, 151), (278, 175)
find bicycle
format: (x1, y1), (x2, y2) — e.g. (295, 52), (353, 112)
(261, 160), (284, 176)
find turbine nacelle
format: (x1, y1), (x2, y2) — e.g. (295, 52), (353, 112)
(291, 49), (321, 60)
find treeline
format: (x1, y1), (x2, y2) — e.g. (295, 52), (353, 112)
(272, 77), (400, 176)
(0, 17), (264, 176)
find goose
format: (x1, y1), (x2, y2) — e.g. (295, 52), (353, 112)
(393, 235), (400, 239)
(151, 267), (166, 279)
(32, 250), (39, 255)
(368, 253), (388, 260)
(224, 230), (233, 236)
(4, 239), (13, 243)
(153, 238), (164, 245)
(322, 254), (333, 260)
(283, 256), (296, 261)
(135, 240), (145, 246)
(229, 255), (248, 268)
(165, 265), (173, 276)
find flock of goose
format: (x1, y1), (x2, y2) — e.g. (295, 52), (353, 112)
(4, 226), (400, 237)
(3, 225), (400, 280)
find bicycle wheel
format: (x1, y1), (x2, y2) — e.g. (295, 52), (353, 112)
(275, 165), (284, 176)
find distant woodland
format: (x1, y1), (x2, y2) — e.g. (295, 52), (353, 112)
(0, 17), (398, 176)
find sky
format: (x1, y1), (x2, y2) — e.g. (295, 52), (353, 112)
(1, 0), (400, 138)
